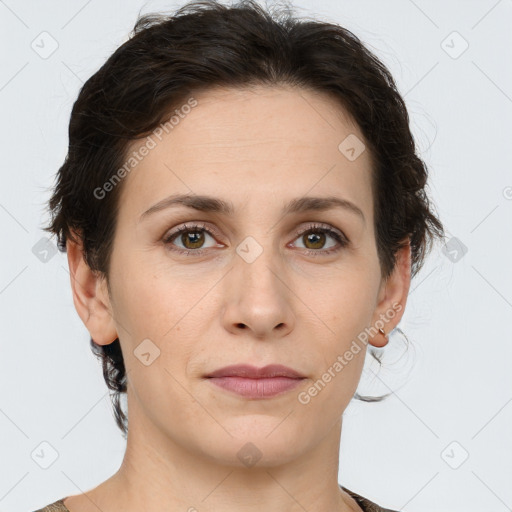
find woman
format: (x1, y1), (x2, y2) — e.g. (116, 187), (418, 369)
(36, 0), (445, 510)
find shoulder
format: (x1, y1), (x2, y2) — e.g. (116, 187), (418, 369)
(341, 486), (399, 512)
(33, 498), (70, 512)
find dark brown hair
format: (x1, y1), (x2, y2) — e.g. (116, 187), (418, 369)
(43, 0), (445, 437)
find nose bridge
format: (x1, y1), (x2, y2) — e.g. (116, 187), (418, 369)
(235, 232), (284, 290)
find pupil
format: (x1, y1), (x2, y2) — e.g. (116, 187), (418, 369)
(183, 231), (204, 248)
(305, 232), (325, 249)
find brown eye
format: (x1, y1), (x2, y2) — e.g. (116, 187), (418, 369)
(290, 224), (349, 256)
(178, 230), (206, 249)
(302, 231), (327, 250)
(163, 223), (218, 254)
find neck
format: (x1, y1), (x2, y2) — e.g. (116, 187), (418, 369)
(69, 392), (359, 512)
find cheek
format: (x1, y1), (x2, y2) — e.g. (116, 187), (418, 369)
(314, 274), (378, 336)
(110, 250), (196, 337)
(302, 278), (375, 402)
(110, 258), (216, 377)
(305, 286), (371, 394)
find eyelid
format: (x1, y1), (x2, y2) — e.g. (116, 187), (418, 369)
(163, 221), (223, 242)
(162, 221), (349, 255)
(291, 222), (345, 241)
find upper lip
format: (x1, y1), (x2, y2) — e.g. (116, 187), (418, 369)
(206, 364), (305, 379)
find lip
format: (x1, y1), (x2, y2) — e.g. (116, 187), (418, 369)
(206, 364), (305, 379)
(205, 364), (306, 399)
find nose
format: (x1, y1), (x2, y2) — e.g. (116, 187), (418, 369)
(220, 245), (295, 340)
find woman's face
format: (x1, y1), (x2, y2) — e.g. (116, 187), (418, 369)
(82, 85), (409, 465)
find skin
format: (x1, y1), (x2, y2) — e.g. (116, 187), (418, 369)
(64, 84), (411, 512)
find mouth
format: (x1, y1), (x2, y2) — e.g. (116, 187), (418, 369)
(204, 364), (306, 399)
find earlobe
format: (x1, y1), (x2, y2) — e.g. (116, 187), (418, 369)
(369, 238), (411, 347)
(66, 231), (118, 346)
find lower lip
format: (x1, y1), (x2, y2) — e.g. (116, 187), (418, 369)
(207, 376), (304, 398)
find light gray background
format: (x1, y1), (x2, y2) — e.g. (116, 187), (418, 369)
(1, 1), (511, 511)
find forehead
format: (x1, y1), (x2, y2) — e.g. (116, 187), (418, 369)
(117, 84), (374, 224)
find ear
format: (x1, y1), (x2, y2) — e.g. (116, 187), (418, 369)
(369, 238), (411, 347)
(66, 230), (118, 345)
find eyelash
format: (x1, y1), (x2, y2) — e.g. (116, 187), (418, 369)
(162, 222), (349, 258)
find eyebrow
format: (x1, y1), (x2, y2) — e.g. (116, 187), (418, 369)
(139, 193), (365, 223)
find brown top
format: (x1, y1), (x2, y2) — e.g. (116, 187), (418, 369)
(342, 486), (398, 512)
(34, 486), (398, 512)
(33, 500), (68, 512)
